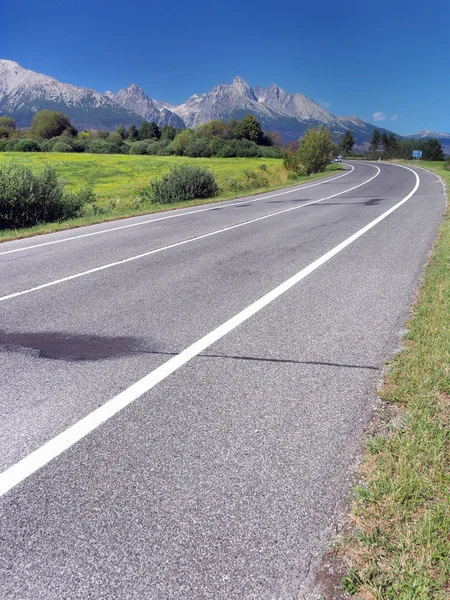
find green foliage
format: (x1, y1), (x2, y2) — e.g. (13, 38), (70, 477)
(71, 139), (89, 153)
(369, 128), (381, 157)
(94, 130), (110, 140)
(30, 110), (77, 139)
(127, 124), (139, 142)
(139, 121), (160, 140)
(341, 570), (361, 595)
(184, 137), (213, 158)
(0, 116), (16, 129)
(231, 114), (263, 143)
(14, 139), (41, 152)
(298, 126), (335, 175)
(170, 129), (195, 155)
(87, 139), (117, 154)
(216, 139), (260, 157)
(128, 141), (150, 155)
(160, 124), (179, 141)
(196, 120), (229, 140)
(283, 146), (303, 174)
(0, 162), (94, 229)
(422, 138), (445, 161)
(0, 126), (12, 138)
(52, 142), (73, 153)
(147, 165), (219, 204)
(116, 124), (126, 140)
(340, 130), (355, 155)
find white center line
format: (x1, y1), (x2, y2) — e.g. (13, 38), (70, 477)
(0, 165), (355, 256)
(0, 164), (419, 497)
(0, 165), (379, 303)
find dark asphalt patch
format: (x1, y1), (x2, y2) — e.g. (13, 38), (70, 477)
(0, 331), (141, 361)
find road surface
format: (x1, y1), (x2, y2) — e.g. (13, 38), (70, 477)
(0, 161), (446, 599)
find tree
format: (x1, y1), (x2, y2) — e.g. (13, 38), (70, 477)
(196, 120), (229, 140)
(139, 121), (160, 140)
(340, 130), (355, 155)
(127, 124), (139, 141)
(0, 116), (15, 130)
(30, 110), (77, 139)
(298, 126), (335, 175)
(170, 129), (195, 155)
(422, 138), (445, 161)
(234, 114), (263, 143)
(116, 124), (126, 140)
(369, 129), (381, 157)
(160, 124), (179, 141)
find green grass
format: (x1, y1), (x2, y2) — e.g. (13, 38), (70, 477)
(338, 160), (450, 599)
(0, 152), (342, 241)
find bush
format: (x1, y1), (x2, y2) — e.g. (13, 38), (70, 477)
(4, 139), (20, 151)
(298, 126), (335, 175)
(0, 163), (95, 229)
(184, 137), (213, 158)
(242, 169), (268, 188)
(13, 139), (41, 152)
(216, 139), (260, 158)
(52, 142), (73, 153)
(283, 147), (303, 174)
(444, 158), (450, 170)
(147, 165), (219, 204)
(0, 140), (8, 152)
(39, 140), (54, 152)
(71, 139), (89, 153)
(257, 145), (282, 158)
(129, 141), (150, 155)
(87, 139), (115, 154)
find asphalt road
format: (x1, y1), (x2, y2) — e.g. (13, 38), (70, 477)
(0, 161), (446, 599)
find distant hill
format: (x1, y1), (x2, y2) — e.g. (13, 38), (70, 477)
(0, 59), (402, 146)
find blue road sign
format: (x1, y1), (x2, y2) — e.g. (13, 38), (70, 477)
(412, 150), (423, 158)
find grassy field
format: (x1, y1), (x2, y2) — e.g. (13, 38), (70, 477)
(0, 152), (342, 241)
(338, 161), (450, 599)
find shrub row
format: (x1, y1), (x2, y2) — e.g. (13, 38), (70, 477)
(0, 136), (283, 158)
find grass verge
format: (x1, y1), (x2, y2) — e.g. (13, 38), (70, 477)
(0, 153), (342, 242)
(336, 161), (450, 598)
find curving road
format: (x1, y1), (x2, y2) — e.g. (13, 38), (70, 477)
(0, 161), (446, 599)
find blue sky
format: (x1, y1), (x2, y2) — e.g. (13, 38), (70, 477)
(3, 0), (449, 134)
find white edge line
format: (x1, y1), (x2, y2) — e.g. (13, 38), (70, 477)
(0, 165), (378, 303)
(0, 165), (354, 256)
(0, 164), (419, 497)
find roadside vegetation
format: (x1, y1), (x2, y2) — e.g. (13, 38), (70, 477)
(337, 160), (450, 598)
(0, 151), (342, 240)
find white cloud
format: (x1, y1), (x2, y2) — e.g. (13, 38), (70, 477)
(319, 101), (331, 108)
(391, 113), (398, 121)
(373, 111), (386, 121)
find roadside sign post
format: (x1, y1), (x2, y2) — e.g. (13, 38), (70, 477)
(412, 150), (422, 161)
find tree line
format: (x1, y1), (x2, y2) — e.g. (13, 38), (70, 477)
(367, 128), (445, 161)
(0, 111), (282, 158)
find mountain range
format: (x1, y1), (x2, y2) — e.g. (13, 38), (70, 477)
(1, 59), (443, 148)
